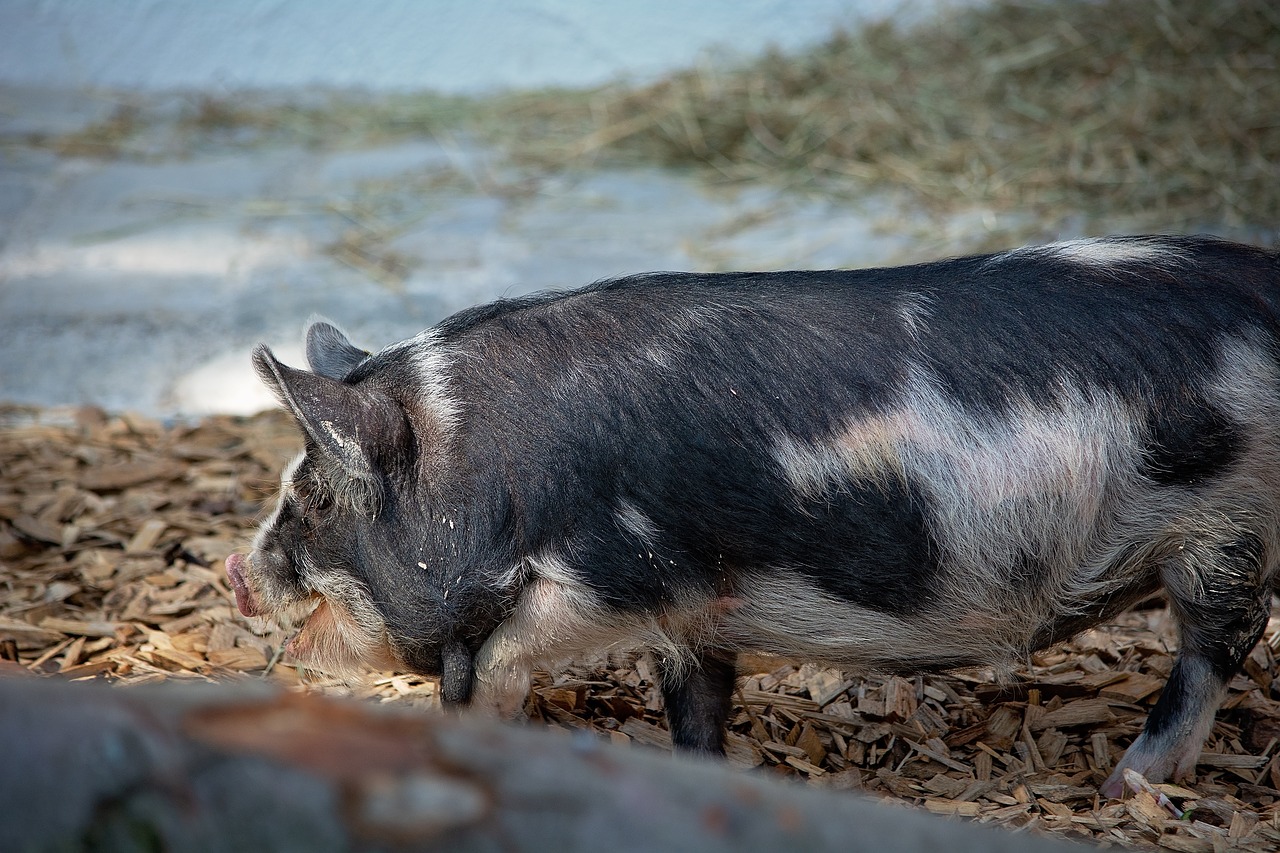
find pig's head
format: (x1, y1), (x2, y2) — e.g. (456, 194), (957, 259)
(226, 322), (499, 705)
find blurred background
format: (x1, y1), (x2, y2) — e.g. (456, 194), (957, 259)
(1, 0), (1277, 418)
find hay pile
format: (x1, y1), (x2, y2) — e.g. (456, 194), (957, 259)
(42, 88), (479, 161)
(498, 0), (1280, 240)
(5, 406), (1280, 850)
(36, 0), (1279, 247)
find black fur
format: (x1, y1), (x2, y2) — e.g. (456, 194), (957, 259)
(372, 236), (1278, 622)
(1142, 397), (1243, 488)
(1141, 654), (1198, 739)
(1173, 534), (1271, 683)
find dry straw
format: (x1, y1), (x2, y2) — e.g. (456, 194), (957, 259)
(490, 0), (1280, 238)
(43, 0), (1279, 242)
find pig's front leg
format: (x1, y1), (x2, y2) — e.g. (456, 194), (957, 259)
(469, 573), (598, 718)
(654, 648), (738, 754)
(470, 627), (537, 719)
(1101, 535), (1272, 797)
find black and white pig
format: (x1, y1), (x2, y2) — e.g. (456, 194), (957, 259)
(226, 234), (1280, 798)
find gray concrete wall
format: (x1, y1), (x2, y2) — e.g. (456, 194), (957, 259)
(0, 0), (917, 93)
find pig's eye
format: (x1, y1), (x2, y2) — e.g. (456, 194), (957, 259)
(293, 479), (332, 527)
(304, 494), (330, 520)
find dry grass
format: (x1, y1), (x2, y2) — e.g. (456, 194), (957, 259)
(38, 88), (479, 161)
(35, 0), (1278, 244)
(487, 0), (1280, 240)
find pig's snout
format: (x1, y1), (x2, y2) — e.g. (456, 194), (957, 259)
(225, 553), (260, 617)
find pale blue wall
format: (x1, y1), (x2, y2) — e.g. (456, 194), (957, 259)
(0, 0), (924, 93)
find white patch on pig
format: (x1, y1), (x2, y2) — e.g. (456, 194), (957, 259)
(615, 500), (661, 550)
(282, 450), (307, 483)
(772, 405), (940, 502)
(768, 365), (1184, 662)
(775, 365), (1134, 511)
(471, 551), (709, 716)
(320, 419), (357, 453)
(718, 571), (947, 669)
(988, 236), (1190, 274)
(251, 451), (306, 553)
(382, 328), (460, 436)
(897, 292), (933, 340)
(1211, 337), (1280, 450)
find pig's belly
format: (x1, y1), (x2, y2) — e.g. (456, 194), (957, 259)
(720, 604), (1001, 673)
(714, 569), (1158, 674)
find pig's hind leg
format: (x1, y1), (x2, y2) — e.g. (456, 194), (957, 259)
(1101, 534), (1272, 797)
(654, 647), (738, 754)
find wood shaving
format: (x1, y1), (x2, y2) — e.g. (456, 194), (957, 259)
(4, 403), (1280, 850)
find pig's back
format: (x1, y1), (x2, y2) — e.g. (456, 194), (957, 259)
(430, 235), (1280, 672)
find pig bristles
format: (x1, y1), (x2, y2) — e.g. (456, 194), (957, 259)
(290, 596), (397, 678)
(313, 460), (382, 519)
(295, 562), (398, 676)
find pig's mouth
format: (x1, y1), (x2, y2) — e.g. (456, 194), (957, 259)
(225, 553), (317, 629)
(225, 553), (260, 618)
(224, 554), (398, 675)
(225, 554), (318, 661)
(283, 594), (400, 675)
(282, 595), (330, 657)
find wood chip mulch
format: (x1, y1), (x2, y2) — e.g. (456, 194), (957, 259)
(5, 404), (1280, 850)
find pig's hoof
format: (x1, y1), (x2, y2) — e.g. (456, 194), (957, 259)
(1099, 771), (1129, 799)
(469, 682), (528, 719)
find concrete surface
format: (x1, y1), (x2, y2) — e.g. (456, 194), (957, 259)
(0, 85), (933, 418)
(0, 2), (998, 419)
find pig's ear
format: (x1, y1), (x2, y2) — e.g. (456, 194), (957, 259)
(252, 345), (399, 485)
(305, 320), (369, 380)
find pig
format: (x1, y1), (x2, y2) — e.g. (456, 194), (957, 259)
(227, 234), (1280, 798)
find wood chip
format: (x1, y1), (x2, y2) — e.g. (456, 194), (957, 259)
(1229, 810), (1260, 839)
(206, 647), (269, 671)
(38, 617), (120, 638)
(619, 718), (673, 750)
(1029, 698), (1117, 730)
(906, 739), (972, 774)
(79, 460), (185, 492)
(923, 799), (981, 817)
(10, 515), (64, 545)
(739, 689), (819, 712)
(1196, 753), (1270, 770)
(1154, 835), (1214, 853)
(1099, 672), (1165, 703)
(126, 518), (169, 553)
(922, 773), (969, 798)
(795, 723), (827, 766)
(884, 676), (918, 721)
(785, 755), (826, 776)
(0, 617), (66, 646)
(1092, 731), (1114, 771)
